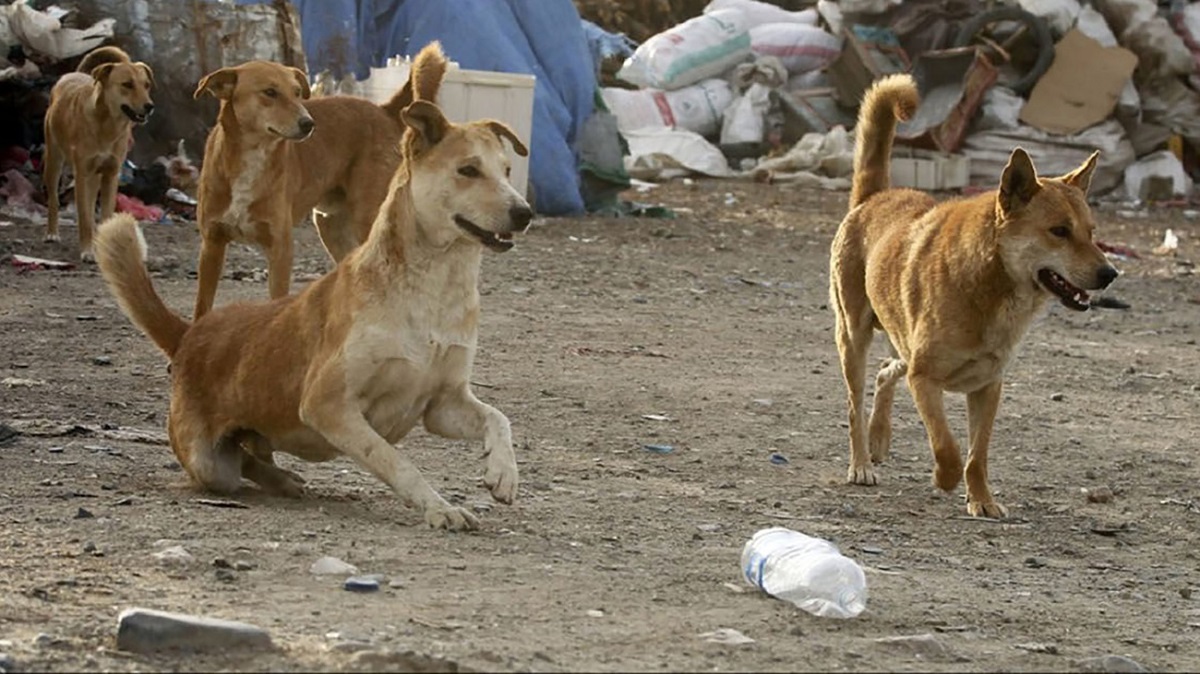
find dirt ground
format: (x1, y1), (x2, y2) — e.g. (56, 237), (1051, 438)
(1, 179), (1198, 673)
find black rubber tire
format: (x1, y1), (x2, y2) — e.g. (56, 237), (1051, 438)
(953, 6), (1054, 95)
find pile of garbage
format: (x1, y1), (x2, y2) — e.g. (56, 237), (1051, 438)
(595, 0), (1200, 201)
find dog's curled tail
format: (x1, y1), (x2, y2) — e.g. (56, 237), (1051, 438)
(94, 214), (189, 358)
(77, 45), (131, 75)
(849, 74), (920, 210)
(380, 41), (449, 120)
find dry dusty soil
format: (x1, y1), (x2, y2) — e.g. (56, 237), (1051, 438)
(0, 180), (1198, 673)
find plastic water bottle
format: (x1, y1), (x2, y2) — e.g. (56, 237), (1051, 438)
(740, 527), (868, 619)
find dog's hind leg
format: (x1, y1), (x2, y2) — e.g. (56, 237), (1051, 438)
(906, 370), (964, 493)
(964, 380), (1007, 518)
(169, 421), (242, 494)
(424, 384), (518, 505)
(237, 431), (305, 497)
(868, 356), (907, 463)
(42, 133), (64, 242)
(833, 300), (877, 485)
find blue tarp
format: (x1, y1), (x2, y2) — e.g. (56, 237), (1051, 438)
(224, 0), (595, 215)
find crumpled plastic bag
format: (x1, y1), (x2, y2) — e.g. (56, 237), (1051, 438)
(962, 119), (1135, 194)
(747, 125), (854, 188)
(623, 127), (733, 180)
(2, 1), (114, 60)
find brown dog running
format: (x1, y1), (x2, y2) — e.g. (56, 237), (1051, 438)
(190, 42), (448, 319)
(42, 46), (154, 261)
(94, 96), (533, 531)
(829, 74), (1119, 518)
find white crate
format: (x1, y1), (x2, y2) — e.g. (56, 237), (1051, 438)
(890, 149), (970, 191)
(358, 60), (536, 197)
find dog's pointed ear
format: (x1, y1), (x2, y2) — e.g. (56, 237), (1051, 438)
(402, 100), (450, 150)
(135, 62), (155, 89)
(290, 67), (311, 99)
(90, 62), (117, 84)
(1059, 150), (1099, 195)
(194, 68), (237, 100)
(484, 120), (529, 157)
(998, 147), (1040, 213)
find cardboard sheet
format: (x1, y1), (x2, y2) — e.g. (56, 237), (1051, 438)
(1019, 28), (1138, 135)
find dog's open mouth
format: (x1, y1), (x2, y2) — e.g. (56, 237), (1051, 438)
(1038, 268), (1090, 311)
(121, 105), (149, 124)
(454, 215), (514, 252)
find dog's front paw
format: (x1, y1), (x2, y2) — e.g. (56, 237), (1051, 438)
(484, 455), (518, 504)
(967, 499), (1008, 519)
(424, 504), (480, 532)
(932, 459), (963, 492)
(868, 430), (891, 464)
(847, 463), (879, 486)
(43, 232), (60, 243)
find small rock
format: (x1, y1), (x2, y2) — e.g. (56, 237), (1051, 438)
(1017, 642), (1060, 655)
(1075, 655), (1148, 673)
(74, 507), (94, 520)
(699, 628), (755, 645)
(32, 633), (54, 648)
(214, 568), (237, 583)
(1025, 557), (1047, 569)
(92, 356), (112, 366)
(0, 652), (13, 672)
(1180, 587), (1192, 600)
(1050, 392), (1065, 402)
(860, 545), (884, 555)
(82, 541), (96, 553)
(153, 545), (194, 567)
(212, 557), (232, 569)
(233, 560), (255, 571)
(696, 523), (721, 533)
(1083, 486), (1114, 504)
(116, 607), (272, 654)
(448, 561), (467, 571)
(309, 556), (358, 576)
(471, 502), (492, 514)
(586, 609), (604, 618)
(874, 633), (956, 662)
(344, 576), (380, 593)
(388, 579), (406, 589)
(329, 639), (374, 653)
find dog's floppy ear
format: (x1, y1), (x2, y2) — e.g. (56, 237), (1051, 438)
(135, 62), (155, 89)
(998, 147), (1040, 213)
(484, 120), (529, 158)
(402, 100), (450, 150)
(194, 68), (237, 100)
(290, 67), (311, 99)
(90, 62), (117, 83)
(1059, 150), (1099, 195)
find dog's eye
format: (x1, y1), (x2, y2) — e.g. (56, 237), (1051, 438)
(263, 88), (278, 98)
(458, 165), (481, 178)
(122, 82), (134, 90)
(1050, 226), (1071, 239)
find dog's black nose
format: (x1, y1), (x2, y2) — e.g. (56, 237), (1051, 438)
(1097, 265), (1119, 288)
(509, 204), (533, 231)
(143, 103), (155, 116)
(298, 117), (315, 134)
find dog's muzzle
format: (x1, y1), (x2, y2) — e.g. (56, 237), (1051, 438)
(121, 103), (153, 124)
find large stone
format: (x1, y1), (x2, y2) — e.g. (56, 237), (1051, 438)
(116, 608), (273, 654)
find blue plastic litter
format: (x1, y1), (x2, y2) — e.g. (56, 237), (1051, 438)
(769, 452), (789, 465)
(643, 444), (675, 454)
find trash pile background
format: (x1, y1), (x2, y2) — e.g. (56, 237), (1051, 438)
(584, 0), (1200, 202)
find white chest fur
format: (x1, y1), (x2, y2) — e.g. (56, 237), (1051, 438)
(216, 146), (269, 242)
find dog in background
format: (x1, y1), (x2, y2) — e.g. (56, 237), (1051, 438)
(42, 46), (154, 261)
(190, 42), (447, 319)
(94, 95), (533, 531)
(829, 74), (1119, 518)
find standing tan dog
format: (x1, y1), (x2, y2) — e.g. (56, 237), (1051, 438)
(190, 42), (447, 319)
(94, 96), (533, 531)
(829, 74), (1119, 518)
(43, 46), (154, 261)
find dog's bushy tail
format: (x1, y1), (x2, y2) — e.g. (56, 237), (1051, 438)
(849, 74), (920, 210)
(94, 214), (189, 358)
(380, 41), (449, 120)
(77, 45), (131, 75)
